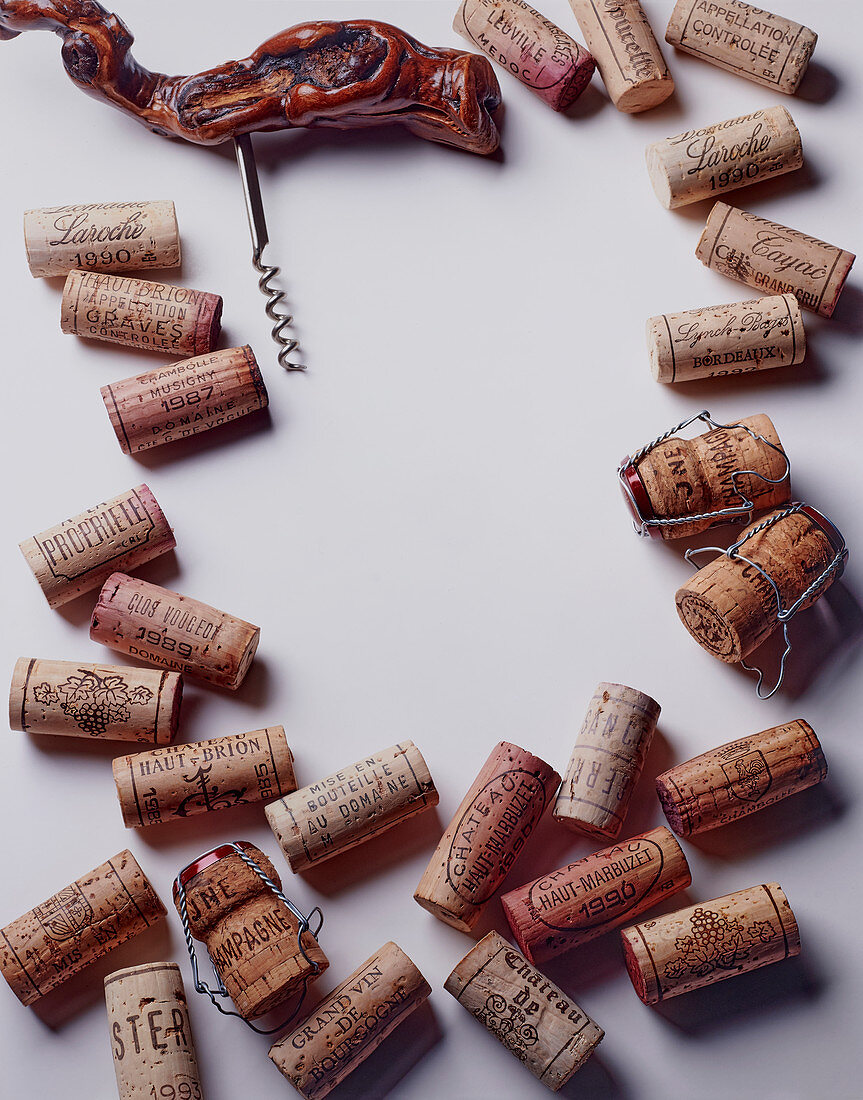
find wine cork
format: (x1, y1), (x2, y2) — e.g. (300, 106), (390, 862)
(268, 942), (431, 1100)
(501, 827), (691, 964)
(105, 962), (203, 1100)
(622, 413), (790, 540)
(621, 882), (800, 1003)
(696, 202), (856, 318)
(453, 0), (596, 112)
(61, 270), (222, 356)
(567, 0), (674, 113)
(553, 683), (660, 840)
(90, 573), (260, 691)
(675, 505), (846, 664)
(0, 850), (166, 1007)
(18, 484), (175, 608)
(645, 106), (802, 210)
(173, 842), (328, 1019)
(23, 200), (180, 279)
(445, 931), (603, 1091)
(266, 742), (438, 872)
(665, 0), (817, 95)
(414, 741), (560, 932)
(114, 726), (296, 828)
(9, 657), (181, 744)
(101, 346), (268, 456)
(646, 294), (805, 384)
(656, 719), (827, 837)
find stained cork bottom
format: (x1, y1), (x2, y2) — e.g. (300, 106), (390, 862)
(620, 929), (653, 1005)
(654, 778), (688, 837)
(193, 294), (223, 356)
(413, 892), (475, 934)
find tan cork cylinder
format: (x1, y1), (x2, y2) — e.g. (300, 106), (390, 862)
(104, 962), (203, 1100)
(24, 200), (180, 279)
(173, 842), (328, 1020)
(568, 0), (674, 113)
(266, 742), (438, 872)
(445, 931), (604, 1090)
(656, 719), (828, 837)
(453, 0), (596, 112)
(114, 726), (297, 828)
(553, 684), (660, 840)
(90, 573), (260, 691)
(269, 941), (431, 1100)
(665, 0), (817, 95)
(501, 827), (691, 964)
(19, 484), (175, 608)
(647, 294), (805, 384)
(675, 507), (844, 663)
(0, 850), (166, 1007)
(645, 106), (802, 210)
(9, 657), (182, 744)
(101, 346), (268, 456)
(61, 270), (222, 356)
(414, 741), (560, 932)
(696, 202), (856, 317)
(621, 882), (800, 1003)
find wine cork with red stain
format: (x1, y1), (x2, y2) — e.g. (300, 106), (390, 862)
(114, 726), (296, 828)
(9, 657), (181, 744)
(268, 942), (431, 1100)
(453, 0), (596, 111)
(675, 506), (846, 664)
(90, 573), (260, 691)
(553, 684), (660, 840)
(0, 850), (166, 1007)
(173, 842), (328, 1020)
(61, 270), (222, 356)
(266, 742), (438, 872)
(696, 202), (856, 317)
(445, 931), (603, 1091)
(568, 0), (674, 113)
(105, 962), (203, 1100)
(656, 719), (827, 837)
(665, 0), (817, 95)
(414, 741), (560, 932)
(19, 484), (175, 608)
(621, 882), (800, 1003)
(24, 200), (180, 279)
(501, 826), (691, 964)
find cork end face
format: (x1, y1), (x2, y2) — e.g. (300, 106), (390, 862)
(162, 673), (183, 745)
(645, 315), (671, 382)
(616, 75), (675, 114)
(413, 891), (476, 934)
(654, 777), (688, 837)
(230, 627), (261, 690)
(675, 587), (743, 664)
(193, 294), (223, 356)
(644, 145), (674, 209)
(621, 928), (653, 1004)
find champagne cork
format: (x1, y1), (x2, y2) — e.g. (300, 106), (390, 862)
(646, 294), (805, 384)
(9, 657), (182, 744)
(266, 742), (438, 872)
(656, 719), (828, 837)
(90, 573), (260, 691)
(453, 0), (596, 112)
(675, 505), (846, 664)
(105, 962), (203, 1100)
(23, 200), (180, 279)
(665, 0), (817, 95)
(445, 931), (603, 1091)
(268, 942), (431, 1100)
(621, 413), (790, 540)
(553, 683), (660, 840)
(19, 484), (175, 608)
(114, 726), (297, 828)
(696, 202), (856, 318)
(621, 882), (800, 1003)
(414, 741), (560, 932)
(567, 0), (674, 113)
(61, 270), (222, 356)
(0, 850), (166, 1007)
(501, 827), (691, 964)
(172, 841), (328, 1020)
(101, 346), (268, 456)
(645, 106), (802, 210)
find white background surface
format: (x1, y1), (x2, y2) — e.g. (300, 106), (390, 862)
(0, 1), (861, 1097)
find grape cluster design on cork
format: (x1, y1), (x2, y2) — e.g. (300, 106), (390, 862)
(33, 669), (152, 735)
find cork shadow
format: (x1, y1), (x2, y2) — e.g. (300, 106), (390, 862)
(133, 798), (274, 852)
(125, 404), (274, 471)
(623, 89), (686, 129)
(795, 60), (841, 105)
(618, 727), (676, 837)
(666, 157), (821, 226)
(225, 653), (273, 709)
(558, 1052), (631, 1100)
(562, 80), (607, 122)
(823, 284), (863, 336)
(664, 345), (828, 396)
